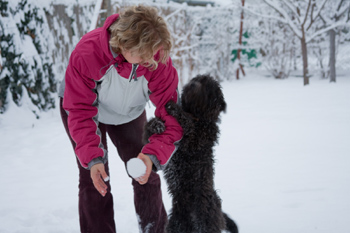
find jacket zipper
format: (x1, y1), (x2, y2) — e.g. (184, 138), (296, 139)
(121, 63), (139, 113)
(129, 64), (138, 82)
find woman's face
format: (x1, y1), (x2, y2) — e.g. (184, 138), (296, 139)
(121, 49), (142, 64)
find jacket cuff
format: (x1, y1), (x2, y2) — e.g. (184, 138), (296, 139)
(88, 156), (108, 170)
(145, 154), (167, 172)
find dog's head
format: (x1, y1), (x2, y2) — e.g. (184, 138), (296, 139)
(181, 74), (226, 121)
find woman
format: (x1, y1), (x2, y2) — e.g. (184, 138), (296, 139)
(59, 5), (183, 233)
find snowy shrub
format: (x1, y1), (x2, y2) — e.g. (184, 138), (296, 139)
(192, 6), (239, 81)
(0, 0), (8, 17)
(0, 0), (95, 116)
(260, 20), (295, 79)
(0, 0), (56, 117)
(0, 27), (29, 113)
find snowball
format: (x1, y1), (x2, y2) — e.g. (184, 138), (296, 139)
(127, 158), (146, 179)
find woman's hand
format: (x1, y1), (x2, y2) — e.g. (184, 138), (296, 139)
(135, 153), (153, 185)
(90, 163), (109, 197)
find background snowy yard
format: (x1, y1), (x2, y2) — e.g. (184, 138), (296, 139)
(0, 73), (349, 233)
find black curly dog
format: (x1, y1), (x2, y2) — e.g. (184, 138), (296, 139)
(144, 74), (238, 233)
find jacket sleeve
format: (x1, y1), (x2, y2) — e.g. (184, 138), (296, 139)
(63, 50), (107, 169)
(141, 58), (183, 170)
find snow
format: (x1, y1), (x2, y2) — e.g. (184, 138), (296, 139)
(0, 72), (349, 233)
(127, 158), (147, 179)
(1, 0), (349, 231)
(214, 0), (234, 7)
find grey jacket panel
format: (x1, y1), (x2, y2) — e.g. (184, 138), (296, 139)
(59, 64), (150, 126)
(97, 65), (150, 125)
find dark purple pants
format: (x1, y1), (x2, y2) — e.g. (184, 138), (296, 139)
(60, 98), (167, 233)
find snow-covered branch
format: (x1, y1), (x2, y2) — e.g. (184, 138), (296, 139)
(281, 0), (297, 15)
(264, 0), (292, 21)
(281, 0), (301, 24)
(262, 0), (302, 38)
(243, 4), (288, 24)
(306, 21), (349, 43)
(164, 6), (185, 21)
(175, 44), (199, 52)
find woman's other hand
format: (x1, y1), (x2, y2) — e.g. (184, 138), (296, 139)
(90, 163), (109, 196)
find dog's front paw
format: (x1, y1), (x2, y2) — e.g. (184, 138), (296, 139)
(165, 101), (180, 117)
(148, 117), (166, 134)
(143, 118), (165, 144)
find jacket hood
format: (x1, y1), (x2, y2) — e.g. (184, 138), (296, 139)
(100, 14), (119, 61)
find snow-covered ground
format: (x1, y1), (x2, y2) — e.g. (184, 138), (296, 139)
(0, 73), (349, 233)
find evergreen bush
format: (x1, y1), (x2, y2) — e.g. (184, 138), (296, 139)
(0, 0), (56, 116)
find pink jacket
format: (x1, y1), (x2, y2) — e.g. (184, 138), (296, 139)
(63, 14), (183, 170)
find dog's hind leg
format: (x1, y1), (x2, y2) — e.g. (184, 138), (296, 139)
(166, 209), (194, 233)
(191, 192), (226, 233)
(223, 212), (239, 233)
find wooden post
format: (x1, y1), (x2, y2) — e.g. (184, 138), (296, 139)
(236, 0), (246, 80)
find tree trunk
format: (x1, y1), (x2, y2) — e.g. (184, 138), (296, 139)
(301, 31), (309, 85)
(97, 0), (111, 27)
(103, 0), (112, 17)
(236, 0), (245, 80)
(0, 48), (2, 71)
(329, 29), (336, 82)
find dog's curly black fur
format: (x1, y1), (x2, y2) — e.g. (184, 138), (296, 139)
(144, 74), (238, 233)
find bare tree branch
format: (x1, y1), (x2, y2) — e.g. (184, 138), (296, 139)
(306, 21), (349, 43)
(309, 1), (316, 24)
(334, 0), (350, 21)
(301, 0), (312, 27)
(336, 0), (346, 12)
(281, 0), (301, 24)
(319, 14), (327, 25)
(306, 0), (328, 31)
(311, 0), (328, 21)
(306, 2), (316, 31)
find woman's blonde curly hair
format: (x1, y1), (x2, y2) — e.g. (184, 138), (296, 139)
(109, 5), (172, 70)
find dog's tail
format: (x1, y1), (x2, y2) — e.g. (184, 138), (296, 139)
(223, 212), (239, 233)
